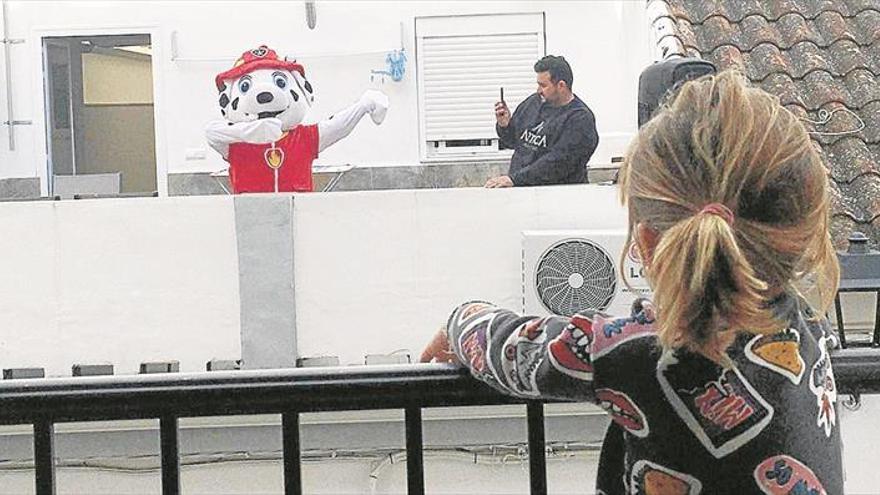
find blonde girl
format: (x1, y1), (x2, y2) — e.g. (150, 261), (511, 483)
(422, 70), (842, 494)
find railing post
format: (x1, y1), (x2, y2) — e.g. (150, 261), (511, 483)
(873, 289), (880, 346)
(159, 415), (180, 495)
(33, 417), (56, 495)
(404, 406), (425, 495)
(835, 294), (847, 347)
(526, 402), (547, 495)
(282, 412), (303, 495)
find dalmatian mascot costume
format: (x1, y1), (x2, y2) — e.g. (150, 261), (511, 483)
(206, 45), (389, 193)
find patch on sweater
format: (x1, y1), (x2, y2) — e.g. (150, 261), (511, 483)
(658, 353), (773, 458)
(630, 459), (702, 495)
(809, 336), (837, 437)
(744, 328), (805, 385)
(591, 312), (655, 360)
(457, 312), (495, 375)
(596, 388), (649, 438)
(548, 315), (594, 380)
(753, 455), (826, 495)
(451, 302), (493, 327)
(500, 318), (548, 396)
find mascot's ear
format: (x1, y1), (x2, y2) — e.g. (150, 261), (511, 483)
(217, 82), (230, 117)
(291, 71), (315, 104)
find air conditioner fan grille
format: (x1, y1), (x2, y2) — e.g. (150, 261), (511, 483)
(535, 239), (617, 316)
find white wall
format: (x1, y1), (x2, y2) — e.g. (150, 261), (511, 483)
(0, 0), (652, 194)
(293, 185), (627, 364)
(0, 185), (627, 374)
(2, 401), (880, 495)
(1, 186), (876, 374)
(0, 196), (241, 377)
(0, 453), (601, 495)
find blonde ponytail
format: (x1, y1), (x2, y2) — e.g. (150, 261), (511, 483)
(649, 212), (778, 360)
(619, 70), (839, 360)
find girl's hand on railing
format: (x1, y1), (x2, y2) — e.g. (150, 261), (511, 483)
(419, 327), (461, 364)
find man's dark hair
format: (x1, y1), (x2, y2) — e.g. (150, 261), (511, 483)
(534, 55), (573, 90)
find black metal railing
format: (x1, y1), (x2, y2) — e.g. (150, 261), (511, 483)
(1, 349), (880, 495)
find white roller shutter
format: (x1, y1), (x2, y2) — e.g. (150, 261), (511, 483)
(416, 13), (545, 160)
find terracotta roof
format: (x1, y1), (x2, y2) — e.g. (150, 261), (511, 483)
(653, 0), (880, 248)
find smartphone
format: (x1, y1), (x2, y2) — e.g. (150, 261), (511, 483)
(500, 87), (505, 103)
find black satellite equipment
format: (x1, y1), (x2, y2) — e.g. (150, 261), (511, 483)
(637, 58), (716, 128)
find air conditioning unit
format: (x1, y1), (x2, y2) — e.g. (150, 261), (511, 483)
(522, 230), (652, 318)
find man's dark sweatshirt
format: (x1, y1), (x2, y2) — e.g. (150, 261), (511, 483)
(496, 93), (599, 186)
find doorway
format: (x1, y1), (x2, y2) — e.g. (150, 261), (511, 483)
(43, 34), (157, 196)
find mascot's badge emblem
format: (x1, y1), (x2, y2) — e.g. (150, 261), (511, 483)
(264, 146), (285, 170)
(251, 47), (268, 58)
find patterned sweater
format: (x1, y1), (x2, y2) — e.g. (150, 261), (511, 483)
(446, 294), (843, 494)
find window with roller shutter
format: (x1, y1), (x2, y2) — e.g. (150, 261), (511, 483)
(415, 13), (546, 161)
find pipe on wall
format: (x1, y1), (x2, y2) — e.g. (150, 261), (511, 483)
(1, 0), (28, 151)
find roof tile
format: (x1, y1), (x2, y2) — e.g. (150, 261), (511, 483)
(697, 14), (741, 49)
(846, 0), (880, 13)
(739, 14), (783, 47)
(741, 43), (791, 78)
(820, 138), (880, 182)
(823, 38), (873, 73)
(801, 71), (851, 107)
(785, 42), (835, 77)
(835, 173), (880, 222)
(844, 68), (880, 106)
(814, 10), (858, 42)
(853, 8), (880, 43)
(777, 12), (827, 47)
(686, 0), (728, 24)
(760, 73), (805, 106)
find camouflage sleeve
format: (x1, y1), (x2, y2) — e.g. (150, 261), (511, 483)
(446, 302), (598, 401)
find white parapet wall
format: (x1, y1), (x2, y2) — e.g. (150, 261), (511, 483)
(0, 195), (242, 377)
(0, 185), (630, 374)
(292, 185), (628, 364)
(0, 185), (876, 373)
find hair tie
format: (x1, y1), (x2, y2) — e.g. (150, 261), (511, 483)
(698, 203), (735, 226)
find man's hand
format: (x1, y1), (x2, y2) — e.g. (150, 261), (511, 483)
(494, 101), (511, 128)
(484, 175), (514, 188)
(419, 327), (460, 364)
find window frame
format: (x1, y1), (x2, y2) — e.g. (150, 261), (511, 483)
(415, 12), (546, 163)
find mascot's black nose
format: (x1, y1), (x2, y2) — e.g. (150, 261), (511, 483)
(256, 92), (274, 104)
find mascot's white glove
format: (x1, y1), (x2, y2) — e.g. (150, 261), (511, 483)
(205, 117), (285, 159)
(361, 90), (390, 125)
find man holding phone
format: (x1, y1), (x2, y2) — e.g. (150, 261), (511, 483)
(485, 55), (599, 188)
